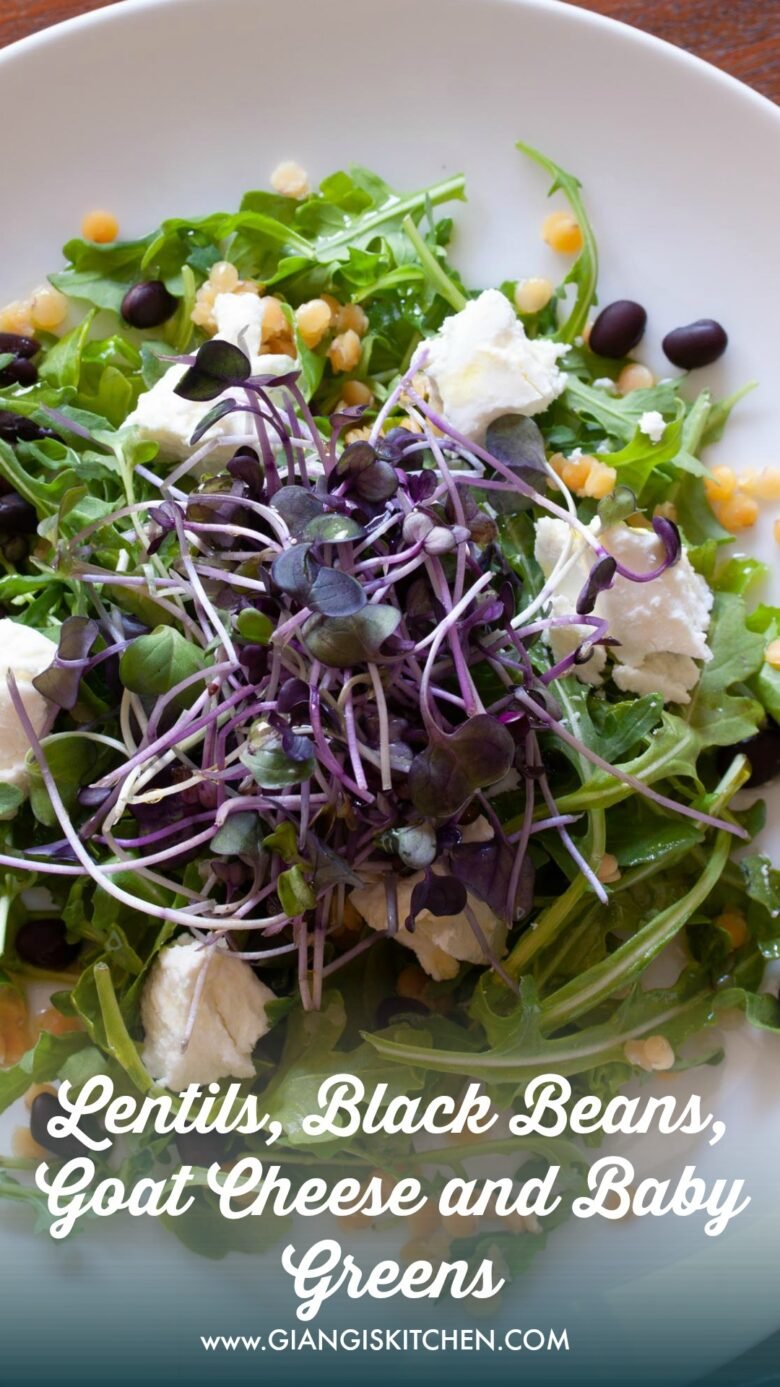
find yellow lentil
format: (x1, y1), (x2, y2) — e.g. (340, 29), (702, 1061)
(542, 210), (583, 255)
(514, 276), (554, 314)
(81, 209), (119, 244)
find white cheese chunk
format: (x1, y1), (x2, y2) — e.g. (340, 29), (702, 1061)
(423, 288), (568, 442)
(534, 517), (713, 704)
(350, 857), (506, 982)
(126, 292), (295, 461)
(140, 934), (275, 1090)
(639, 410), (666, 444)
(0, 619), (57, 790)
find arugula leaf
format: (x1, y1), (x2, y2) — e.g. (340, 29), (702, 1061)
(563, 375), (682, 446)
(745, 604), (780, 722)
(684, 593), (765, 747)
(517, 143), (598, 343)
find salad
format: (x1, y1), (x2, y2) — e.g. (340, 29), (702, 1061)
(1, 143), (780, 1271)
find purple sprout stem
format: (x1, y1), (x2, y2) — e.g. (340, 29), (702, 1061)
(5, 671), (286, 930)
(463, 902), (519, 994)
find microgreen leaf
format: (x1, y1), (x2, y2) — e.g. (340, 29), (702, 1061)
(303, 512), (366, 543)
(240, 721), (315, 789)
(408, 716), (516, 818)
(407, 872), (468, 928)
(277, 865), (316, 917)
(271, 485), (325, 535)
(119, 625), (206, 697)
(174, 340), (251, 402)
(271, 543), (317, 602)
(301, 605), (401, 668)
(236, 608), (274, 644)
(308, 567), (366, 618)
(210, 812), (265, 861)
(32, 615), (99, 710)
(189, 397), (240, 445)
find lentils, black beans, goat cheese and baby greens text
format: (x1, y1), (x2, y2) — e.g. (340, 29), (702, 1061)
(1, 145), (780, 1267)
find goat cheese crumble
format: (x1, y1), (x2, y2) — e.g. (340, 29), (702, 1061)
(141, 934), (275, 1089)
(639, 410), (666, 444)
(534, 518), (713, 704)
(0, 619), (57, 791)
(126, 292), (295, 460)
(350, 820), (505, 981)
(423, 288), (568, 442)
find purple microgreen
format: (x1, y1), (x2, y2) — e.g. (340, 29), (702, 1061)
(449, 835), (533, 922)
(576, 555), (618, 615)
(271, 543), (317, 603)
(405, 870), (468, 930)
(227, 447), (265, 497)
(32, 616), (100, 710)
(174, 340), (252, 402)
(407, 715), (516, 819)
(188, 397), (241, 446)
(240, 721), (316, 789)
(307, 567), (366, 618)
(353, 460), (399, 503)
(336, 439), (377, 477)
(271, 484), (325, 535)
(407, 470), (438, 503)
(483, 414), (547, 510)
(652, 514), (682, 566)
(276, 678), (310, 715)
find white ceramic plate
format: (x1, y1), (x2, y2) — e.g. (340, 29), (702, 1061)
(1, 2), (780, 1382)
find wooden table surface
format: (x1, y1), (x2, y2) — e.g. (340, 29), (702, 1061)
(1, 0), (778, 103)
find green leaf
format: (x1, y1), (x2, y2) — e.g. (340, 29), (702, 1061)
(0, 783), (23, 821)
(563, 376), (681, 446)
(606, 411), (686, 495)
(236, 607), (274, 644)
(277, 865), (316, 917)
(745, 604), (780, 722)
(210, 812), (265, 860)
(684, 593), (765, 747)
(517, 143), (598, 344)
(26, 733), (112, 827)
(239, 722), (315, 789)
(261, 992), (424, 1146)
(119, 625), (206, 698)
(38, 310), (96, 390)
(301, 604), (401, 668)
(94, 962), (155, 1093)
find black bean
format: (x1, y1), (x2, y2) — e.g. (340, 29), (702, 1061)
(374, 995), (430, 1029)
(30, 1092), (85, 1158)
(121, 280), (178, 329)
(175, 1129), (231, 1167)
(0, 410), (56, 444)
(716, 721), (780, 788)
(589, 300), (647, 358)
(0, 490), (37, 534)
(0, 331), (40, 359)
(0, 357), (38, 387)
(15, 917), (81, 972)
(662, 319), (728, 370)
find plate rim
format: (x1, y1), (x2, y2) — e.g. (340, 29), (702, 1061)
(1, 0), (778, 131)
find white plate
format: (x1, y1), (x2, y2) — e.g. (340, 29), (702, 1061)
(1, 1), (780, 1382)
